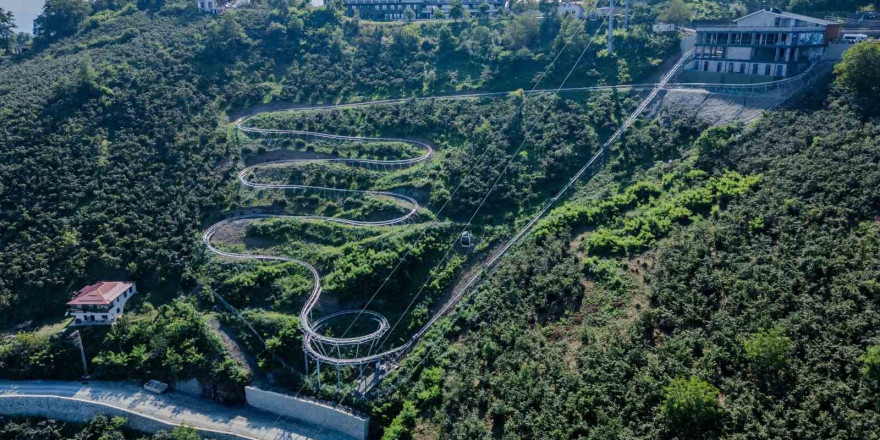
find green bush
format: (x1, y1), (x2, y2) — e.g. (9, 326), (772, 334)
(859, 345), (880, 382)
(93, 300), (250, 401)
(743, 327), (794, 371)
(833, 41), (880, 116)
(661, 377), (723, 433)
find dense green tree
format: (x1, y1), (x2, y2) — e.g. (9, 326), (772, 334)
(833, 41), (880, 116)
(859, 345), (880, 382)
(73, 416), (127, 440)
(93, 300), (249, 400)
(693, 122), (744, 174)
(0, 8), (14, 54)
(743, 327), (794, 371)
(0, 415), (200, 440)
(0, 418), (64, 440)
(503, 12), (541, 50)
(478, 1), (490, 18)
(373, 63), (880, 438)
(657, 0), (692, 25)
(661, 377), (723, 435)
(449, 0), (467, 21)
(33, 0), (92, 43)
(380, 400), (418, 440)
(169, 427), (200, 440)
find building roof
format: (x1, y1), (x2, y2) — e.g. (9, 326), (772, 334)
(734, 9), (835, 26)
(67, 282), (133, 306)
(558, 2), (583, 9)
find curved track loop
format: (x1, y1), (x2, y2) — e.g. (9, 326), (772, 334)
(203, 126), (432, 360)
(204, 57), (821, 368)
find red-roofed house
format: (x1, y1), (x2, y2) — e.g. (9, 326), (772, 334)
(67, 281), (137, 325)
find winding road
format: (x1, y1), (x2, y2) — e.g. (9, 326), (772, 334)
(203, 52), (820, 370)
(0, 380), (347, 440)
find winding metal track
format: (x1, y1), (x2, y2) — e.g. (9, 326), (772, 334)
(203, 55), (820, 368)
(202, 130), (432, 358)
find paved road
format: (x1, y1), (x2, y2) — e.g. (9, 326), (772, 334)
(0, 380), (349, 440)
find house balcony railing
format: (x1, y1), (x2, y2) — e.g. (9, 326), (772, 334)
(695, 41), (824, 47)
(695, 25), (826, 32)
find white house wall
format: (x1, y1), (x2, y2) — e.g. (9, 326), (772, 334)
(726, 47), (752, 60)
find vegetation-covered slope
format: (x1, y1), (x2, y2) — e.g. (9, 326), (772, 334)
(0, 0), (674, 323)
(0, 415), (200, 440)
(372, 46), (880, 439)
(3, 1), (880, 439)
(0, 0), (674, 395)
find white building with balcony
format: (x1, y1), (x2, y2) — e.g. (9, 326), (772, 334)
(557, 1), (585, 19)
(345, 0), (505, 20)
(690, 8), (839, 78)
(196, 0), (248, 13)
(67, 281), (137, 325)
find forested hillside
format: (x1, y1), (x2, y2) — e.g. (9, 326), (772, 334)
(0, 0), (674, 397)
(0, 415), (200, 440)
(372, 45), (880, 439)
(0, 0), (674, 323)
(2, 0), (880, 439)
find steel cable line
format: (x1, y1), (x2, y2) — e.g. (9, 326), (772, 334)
(205, 22), (818, 425)
(369, 49), (694, 404)
(291, 2), (619, 354)
(207, 50), (812, 366)
(307, 8), (622, 438)
(209, 34), (818, 440)
(369, 11), (614, 365)
(312, 41), (819, 406)
(217, 2), (617, 370)
(205, 5), (615, 415)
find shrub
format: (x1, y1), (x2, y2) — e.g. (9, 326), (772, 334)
(661, 377), (723, 434)
(743, 327), (794, 371)
(859, 345), (880, 382)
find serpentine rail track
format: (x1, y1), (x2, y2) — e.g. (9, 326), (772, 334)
(203, 53), (821, 376)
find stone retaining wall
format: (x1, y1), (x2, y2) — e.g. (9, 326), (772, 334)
(245, 387), (368, 440)
(0, 395), (247, 440)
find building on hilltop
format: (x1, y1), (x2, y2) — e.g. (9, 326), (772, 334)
(67, 281), (137, 325)
(557, 1), (585, 19)
(653, 22), (676, 33)
(345, 0), (506, 20)
(196, 0), (248, 14)
(690, 8), (839, 78)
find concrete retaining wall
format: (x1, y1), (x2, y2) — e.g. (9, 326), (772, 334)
(824, 42), (852, 61)
(0, 395), (247, 440)
(173, 378), (204, 397)
(245, 387), (368, 440)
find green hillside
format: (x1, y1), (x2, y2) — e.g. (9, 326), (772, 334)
(0, 0), (879, 439)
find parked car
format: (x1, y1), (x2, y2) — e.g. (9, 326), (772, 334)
(841, 33), (869, 43)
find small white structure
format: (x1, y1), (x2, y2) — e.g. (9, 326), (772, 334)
(653, 22), (677, 33)
(196, 0), (248, 13)
(196, 0), (221, 13)
(590, 6), (623, 20)
(460, 231), (475, 248)
(557, 1), (584, 18)
(67, 281), (137, 325)
(143, 380), (170, 394)
(841, 33), (868, 43)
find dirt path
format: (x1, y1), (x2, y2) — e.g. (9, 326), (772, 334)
(207, 318), (269, 389)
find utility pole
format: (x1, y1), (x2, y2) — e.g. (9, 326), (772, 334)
(624, 0), (630, 30)
(607, 8), (615, 54)
(69, 330), (89, 380)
